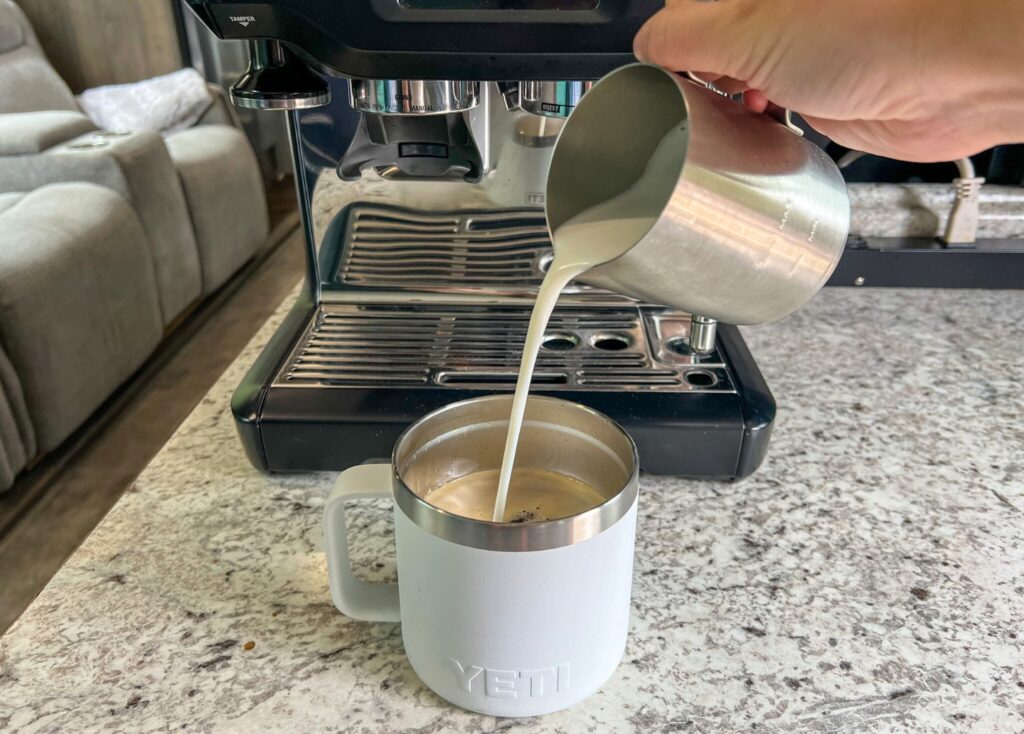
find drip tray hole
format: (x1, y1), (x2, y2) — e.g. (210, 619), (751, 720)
(666, 337), (690, 356)
(541, 332), (579, 351)
(590, 333), (632, 351)
(685, 370), (718, 388)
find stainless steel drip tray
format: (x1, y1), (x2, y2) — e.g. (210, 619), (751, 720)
(275, 303), (735, 393)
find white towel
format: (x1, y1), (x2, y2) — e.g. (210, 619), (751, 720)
(78, 68), (213, 135)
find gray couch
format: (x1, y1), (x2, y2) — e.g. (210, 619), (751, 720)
(0, 0), (269, 320)
(0, 184), (163, 480)
(0, 2), (271, 490)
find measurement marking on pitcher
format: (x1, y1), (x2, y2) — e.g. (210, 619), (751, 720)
(779, 198), (793, 231)
(807, 219), (819, 243)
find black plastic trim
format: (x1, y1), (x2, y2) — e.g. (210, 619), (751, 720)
(715, 324), (776, 479)
(230, 296), (316, 471)
(170, 0), (193, 68)
(829, 237), (1024, 289)
(256, 384), (753, 478)
(232, 319), (775, 480)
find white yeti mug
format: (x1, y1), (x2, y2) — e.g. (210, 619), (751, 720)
(324, 395), (639, 716)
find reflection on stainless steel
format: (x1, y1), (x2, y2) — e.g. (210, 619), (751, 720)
(547, 64), (850, 325)
(312, 84), (556, 248)
(275, 304), (734, 392)
(337, 205), (551, 288)
(392, 395), (638, 551)
(519, 80), (593, 118)
(514, 115), (564, 148)
(349, 79), (480, 115)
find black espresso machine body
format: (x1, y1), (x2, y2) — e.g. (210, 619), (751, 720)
(184, 0), (776, 479)
(185, 0), (653, 81)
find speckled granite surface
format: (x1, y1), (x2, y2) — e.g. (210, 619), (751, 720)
(846, 183), (1024, 239)
(1, 287), (1022, 733)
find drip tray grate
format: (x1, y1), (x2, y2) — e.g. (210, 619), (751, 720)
(277, 304), (735, 393)
(336, 204), (594, 293)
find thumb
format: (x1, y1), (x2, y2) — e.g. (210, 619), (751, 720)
(634, 0), (773, 83)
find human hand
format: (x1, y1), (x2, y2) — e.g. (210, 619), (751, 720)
(633, 0), (1024, 162)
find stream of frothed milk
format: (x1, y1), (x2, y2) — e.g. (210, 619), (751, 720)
(490, 122), (689, 522)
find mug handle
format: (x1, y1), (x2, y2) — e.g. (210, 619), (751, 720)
(323, 463), (401, 622)
(684, 71), (805, 137)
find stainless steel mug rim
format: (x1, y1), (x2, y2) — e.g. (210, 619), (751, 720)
(390, 395), (639, 552)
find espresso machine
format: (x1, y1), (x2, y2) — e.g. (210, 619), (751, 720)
(183, 0), (775, 478)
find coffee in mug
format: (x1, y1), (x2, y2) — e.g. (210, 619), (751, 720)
(428, 468), (607, 523)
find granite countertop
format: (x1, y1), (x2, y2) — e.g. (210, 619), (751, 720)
(2, 286), (1023, 733)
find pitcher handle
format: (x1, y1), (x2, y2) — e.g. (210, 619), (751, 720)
(323, 463), (401, 622)
(776, 109), (805, 138)
(684, 71), (805, 137)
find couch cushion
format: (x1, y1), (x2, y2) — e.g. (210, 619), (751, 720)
(0, 130), (204, 325)
(0, 0), (24, 54)
(0, 44), (78, 113)
(0, 183), (163, 452)
(60, 131), (204, 324)
(0, 191), (23, 215)
(0, 1), (78, 113)
(165, 124), (269, 294)
(0, 110), (96, 154)
(0, 342), (36, 491)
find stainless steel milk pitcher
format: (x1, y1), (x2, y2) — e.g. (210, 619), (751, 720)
(546, 64), (850, 330)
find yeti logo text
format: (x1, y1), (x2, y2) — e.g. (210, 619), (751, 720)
(449, 659), (570, 698)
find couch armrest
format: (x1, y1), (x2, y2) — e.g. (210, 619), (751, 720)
(0, 183), (164, 454)
(195, 83), (242, 128)
(0, 111), (97, 155)
(0, 130), (153, 199)
(0, 130), (203, 325)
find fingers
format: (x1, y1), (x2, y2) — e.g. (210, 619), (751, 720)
(797, 116), (884, 156)
(742, 89), (770, 113)
(634, 0), (772, 82)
